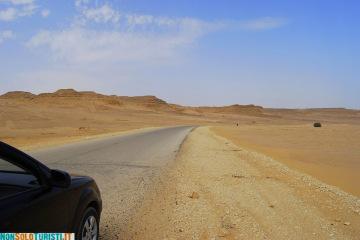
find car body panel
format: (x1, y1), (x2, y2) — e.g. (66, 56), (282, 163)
(0, 141), (102, 232)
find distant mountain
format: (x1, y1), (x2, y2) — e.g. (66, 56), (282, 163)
(0, 89), (265, 116)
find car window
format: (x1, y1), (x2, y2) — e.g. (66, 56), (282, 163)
(0, 156), (40, 199)
(0, 156), (28, 173)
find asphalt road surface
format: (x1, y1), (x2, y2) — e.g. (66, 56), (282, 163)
(29, 126), (194, 239)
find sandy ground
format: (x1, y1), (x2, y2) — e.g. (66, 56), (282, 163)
(125, 127), (360, 240)
(2, 89), (359, 151)
(2, 89), (360, 239)
(0, 89), (219, 149)
(212, 124), (360, 197)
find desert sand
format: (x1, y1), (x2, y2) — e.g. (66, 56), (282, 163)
(213, 125), (360, 197)
(0, 89), (212, 149)
(124, 127), (360, 239)
(1, 89), (359, 196)
(1, 89), (360, 239)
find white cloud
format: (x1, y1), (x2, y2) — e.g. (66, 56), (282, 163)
(126, 14), (154, 26)
(0, 7), (16, 21)
(239, 17), (288, 30)
(0, 0), (34, 5)
(41, 8), (49, 18)
(74, 1), (120, 25)
(75, 0), (90, 8)
(25, 0), (216, 63)
(81, 4), (120, 23)
(0, 30), (14, 44)
(27, 18), (210, 64)
(27, 1), (287, 65)
(0, 0), (37, 21)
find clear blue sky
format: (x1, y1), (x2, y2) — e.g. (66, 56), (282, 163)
(0, 0), (359, 108)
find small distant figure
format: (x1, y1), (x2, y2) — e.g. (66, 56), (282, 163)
(313, 122), (322, 128)
(236, 123), (239, 126)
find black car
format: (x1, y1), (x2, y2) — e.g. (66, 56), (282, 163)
(0, 141), (102, 239)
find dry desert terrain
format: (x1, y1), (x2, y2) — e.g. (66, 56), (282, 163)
(125, 127), (360, 239)
(1, 89), (360, 239)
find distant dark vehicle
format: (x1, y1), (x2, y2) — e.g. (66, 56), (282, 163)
(0, 141), (102, 239)
(313, 122), (322, 127)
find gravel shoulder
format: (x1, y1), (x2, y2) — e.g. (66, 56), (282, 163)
(125, 126), (360, 239)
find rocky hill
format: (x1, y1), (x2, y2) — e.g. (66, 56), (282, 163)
(0, 89), (265, 116)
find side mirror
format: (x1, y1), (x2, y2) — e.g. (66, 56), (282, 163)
(50, 169), (71, 188)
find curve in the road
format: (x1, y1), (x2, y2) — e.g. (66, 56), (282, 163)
(29, 125), (194, 239)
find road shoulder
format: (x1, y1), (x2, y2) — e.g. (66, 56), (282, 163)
(124, 126), (360, 239)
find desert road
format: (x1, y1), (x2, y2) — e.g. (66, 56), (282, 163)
(29, 126), (194, 239)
